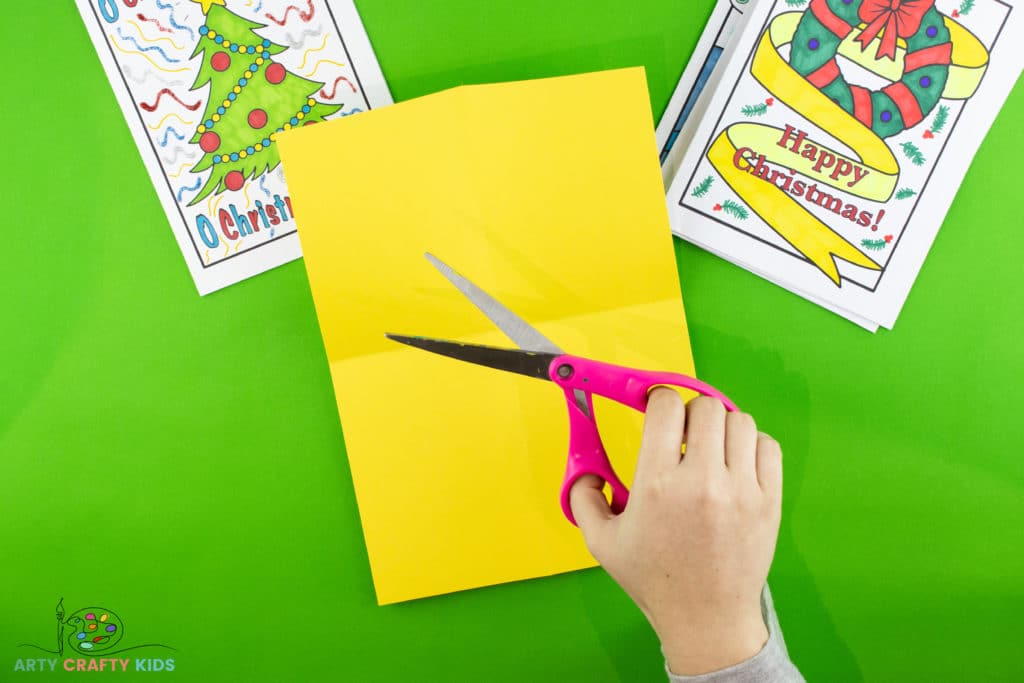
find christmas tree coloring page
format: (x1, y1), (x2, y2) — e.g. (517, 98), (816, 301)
(666, 0), (1023, 329)
(76, 0), (392, 294)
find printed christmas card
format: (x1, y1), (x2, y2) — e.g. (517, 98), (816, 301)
(666, 0), (1023, 329)
(76, 0), (392, 294)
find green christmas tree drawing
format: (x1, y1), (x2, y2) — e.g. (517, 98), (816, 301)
(187, 0), (341, 205)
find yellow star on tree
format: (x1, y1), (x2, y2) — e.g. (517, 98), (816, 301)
(190, 0), (226, 14)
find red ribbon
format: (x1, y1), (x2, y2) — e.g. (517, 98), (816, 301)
(856, 0), (935, 61)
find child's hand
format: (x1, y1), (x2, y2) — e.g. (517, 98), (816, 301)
(570, 389), (783, 676)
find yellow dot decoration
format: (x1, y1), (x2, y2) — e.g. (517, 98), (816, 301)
(212, 113), (220, 122)
(239, 150), (248, 159)
(246, 71), (255, 79)
(221, 155), (230, 163)
(296, 112), (304, 120)
(283, 123), (292, 131)
(207, 30), (217, 40)
(100, 615), (108, 623)
(307, 98), (316, 107)
(222, 41), (231, 49)
(197, 125), (206, 133)
(254, 143), (263, 152)
(256, 57), (264, 66)
(222, 99), (231, 108)
(233, 86), (242, 94)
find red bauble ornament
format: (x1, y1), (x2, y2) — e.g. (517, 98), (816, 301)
(199, 131), (221, 153)
(884, 234), (894, 243)
(225, 171), (245, 192)
(765, 97), (774, 106)
(248, 108), (268, 129)
(265, 63), (286, 84)
(713, 203), (722, 211)
(210, 51), (231, 72)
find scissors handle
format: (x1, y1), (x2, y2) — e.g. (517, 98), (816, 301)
(552, 354), (738, 526)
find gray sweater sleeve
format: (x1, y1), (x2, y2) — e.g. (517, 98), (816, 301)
(666, 585), (804, 683)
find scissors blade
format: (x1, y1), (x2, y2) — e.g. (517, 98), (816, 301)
(385, 334), (557, 381)
(424, 253), (564, 355)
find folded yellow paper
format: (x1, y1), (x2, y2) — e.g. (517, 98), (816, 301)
(277, 67), (695, 604)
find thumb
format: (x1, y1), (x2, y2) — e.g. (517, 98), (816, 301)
(570, 474), (614, 561)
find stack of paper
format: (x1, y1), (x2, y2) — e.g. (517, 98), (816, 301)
(657, 0), (1023, 330)
(276, 68), (697, 604)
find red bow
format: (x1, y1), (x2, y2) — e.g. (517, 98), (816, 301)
(856, 0), (935, 61)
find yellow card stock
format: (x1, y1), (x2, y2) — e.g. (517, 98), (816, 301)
(276, 68), (696, 604)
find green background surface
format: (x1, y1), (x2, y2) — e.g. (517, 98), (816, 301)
(2, 1), (1022, 681)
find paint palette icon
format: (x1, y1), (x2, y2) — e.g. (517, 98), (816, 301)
(66, 608), (123, 654)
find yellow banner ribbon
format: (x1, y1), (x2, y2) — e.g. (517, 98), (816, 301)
(705, 11), (988, 284)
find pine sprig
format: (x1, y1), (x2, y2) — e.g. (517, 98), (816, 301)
(691, 176), (714, 198)
(895, 187), (917, 200)
(861, 238), (887, 251)
(930, 105), (950, 134)
(722, 199), (749, 220)
(901, 141), (926, 166)
(785, 0), (808, 6)
(960, 0), (975, 14)
(740, 103), (768, 117)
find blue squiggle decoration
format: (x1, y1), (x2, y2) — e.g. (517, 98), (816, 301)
(254, 0), (263, 12)
(159, 127), (186, 147)
(116, 27), (180, 63)
(259, 175), (271, 198)
(156, 0), (196, 40)
(176, 178), (202, 202)
(339, 107), (364, 117)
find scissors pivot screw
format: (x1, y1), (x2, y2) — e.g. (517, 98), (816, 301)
(556, 364), (574, 379)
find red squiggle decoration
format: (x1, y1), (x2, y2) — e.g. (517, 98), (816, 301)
(140, 89), (201, 112)
(320, 76), (357, 99)
(266, 0), (315, 26)
(137, 13), (174, 34)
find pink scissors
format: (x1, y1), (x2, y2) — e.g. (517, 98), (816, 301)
(387, 254), (738, 526)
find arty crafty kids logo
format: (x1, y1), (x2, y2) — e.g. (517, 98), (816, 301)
(14, 598), (175, 674)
